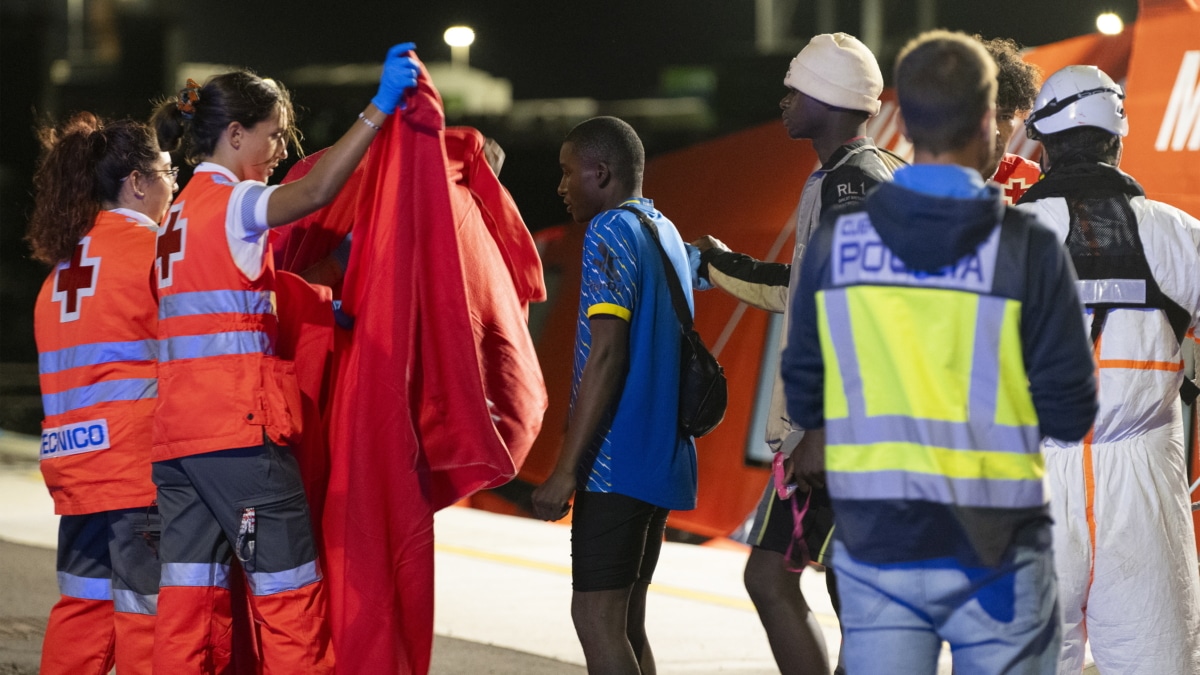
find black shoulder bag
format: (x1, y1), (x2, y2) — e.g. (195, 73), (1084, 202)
(620, 206), (727, 437)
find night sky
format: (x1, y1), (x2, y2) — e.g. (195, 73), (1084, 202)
(172, 0), (1139, 98)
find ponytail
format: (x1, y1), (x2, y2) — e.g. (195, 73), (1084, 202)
(152, 94), (188, 156)
(26, 113), (160, 264)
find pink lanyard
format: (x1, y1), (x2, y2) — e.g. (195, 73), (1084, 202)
(784, 489), (813, 572)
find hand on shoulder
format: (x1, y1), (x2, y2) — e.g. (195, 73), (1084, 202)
(691, 235), (730, 254)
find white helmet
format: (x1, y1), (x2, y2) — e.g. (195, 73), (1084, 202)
(1025, 65), (1128, 139)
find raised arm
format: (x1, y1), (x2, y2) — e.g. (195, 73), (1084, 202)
(266, 43), (419, 226)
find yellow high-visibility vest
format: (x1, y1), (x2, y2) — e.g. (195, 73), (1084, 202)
(818, 212), (1045, 509)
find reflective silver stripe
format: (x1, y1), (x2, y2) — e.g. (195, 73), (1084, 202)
(160, 562), (231, 589)
(827, 470), (1047, 509)
(1076, 279), (1146, 305)
(58, 572), (112, 600)
(113, 589), (158, 615)
(823, 290), (866, 420)
(969, 296), (1004, 419)
(38, 339), (157, 375)
(159, 290), (274, 320)
(41, 378), (157, 417)
(158, 331), (273, 362)
(825, 416), (1040, 454)
(245, 560), (321, 596)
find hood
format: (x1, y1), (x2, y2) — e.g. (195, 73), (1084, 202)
(864, 181), (1005, 272)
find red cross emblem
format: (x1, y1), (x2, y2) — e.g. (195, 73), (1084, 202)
(157, 202), (187, 288)
(53, 237), (100, 322)
(1004, 177), (1032, 206)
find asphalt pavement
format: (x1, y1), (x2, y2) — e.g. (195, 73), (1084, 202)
(0, 448), (799, 674)
(0, 446), (595, 675)
(0, 534), (584, 675)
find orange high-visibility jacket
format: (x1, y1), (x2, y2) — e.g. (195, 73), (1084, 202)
(153, 171), (301, 461)
(35, 209), (159, 514)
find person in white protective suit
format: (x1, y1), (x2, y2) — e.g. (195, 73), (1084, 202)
(1017, 65), (1200, 675)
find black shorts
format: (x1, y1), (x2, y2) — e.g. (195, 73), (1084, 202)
(571, 491), (670, 592)
(746, 479), (835, 565)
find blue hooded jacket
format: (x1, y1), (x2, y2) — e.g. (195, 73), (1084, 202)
(781, 165), (1097, 565)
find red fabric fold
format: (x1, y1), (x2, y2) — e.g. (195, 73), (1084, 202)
(272, 271), (335, 537)
(273, 60), (546, 674)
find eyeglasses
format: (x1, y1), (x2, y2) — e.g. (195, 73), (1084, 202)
(147, 167), (180, 181)
(124, 167), (179, 183)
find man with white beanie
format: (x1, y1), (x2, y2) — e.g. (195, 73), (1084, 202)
(693, 32), (903, 675)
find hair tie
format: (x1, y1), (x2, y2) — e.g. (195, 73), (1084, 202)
(177, 78), (201, 119)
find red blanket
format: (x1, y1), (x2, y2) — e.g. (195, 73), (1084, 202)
(272, 62), (546, 674)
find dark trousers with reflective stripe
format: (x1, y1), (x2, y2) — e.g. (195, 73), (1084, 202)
(41, 507), (161, 675)
(152, 441), (332, 675)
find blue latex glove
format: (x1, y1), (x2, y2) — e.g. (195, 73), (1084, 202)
(371, 42), (419, 113)
(332, 300), (354, 330)
(686, 243), (714, 291)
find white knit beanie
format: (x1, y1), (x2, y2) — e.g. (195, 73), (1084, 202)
(784, 33), (884, 116)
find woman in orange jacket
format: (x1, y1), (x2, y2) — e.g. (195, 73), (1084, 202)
(28, 113), (176, 675)
(144, 43), (418, 674)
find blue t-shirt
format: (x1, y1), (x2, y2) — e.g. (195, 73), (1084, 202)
(572, 198), (698, 511)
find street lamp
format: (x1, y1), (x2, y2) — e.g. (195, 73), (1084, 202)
(444, 26), (476, 69)
(1096, 12), (1124, 35)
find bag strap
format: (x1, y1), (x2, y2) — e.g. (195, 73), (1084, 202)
(619, 205), (694, 331)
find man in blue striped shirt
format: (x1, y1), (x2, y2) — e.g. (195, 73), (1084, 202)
(532, 116), (698, 674)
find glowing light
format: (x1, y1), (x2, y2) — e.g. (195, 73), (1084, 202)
(1096, 12), (1124, 35)
(443, 26), (476, 48)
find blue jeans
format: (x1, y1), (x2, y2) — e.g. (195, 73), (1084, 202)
(832, 533), (1060, 675)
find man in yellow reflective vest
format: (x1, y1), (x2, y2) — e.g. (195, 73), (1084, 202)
(781, 31), (1098, 674)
